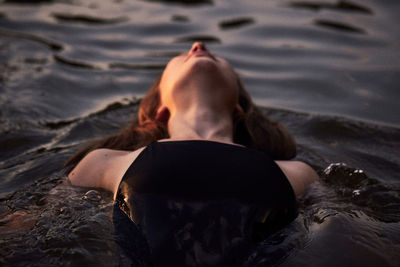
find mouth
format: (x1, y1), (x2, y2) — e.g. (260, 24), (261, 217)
(185, 50), (217, 62)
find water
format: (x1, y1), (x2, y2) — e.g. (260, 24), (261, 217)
(1, 0), (399, 265)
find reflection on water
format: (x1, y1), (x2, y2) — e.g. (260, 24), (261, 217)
(288, 0), (373, 35)
(1, 0), (400, 265)
(219, 17), (255, 30)
(171, 14), (190, 22)
(53, 54), (100, 69)
(288, 0), (373, 14)
(0, 28), (63, 51)
(109, 62), (165, 71)
(3, 0), (56, 4)
(51, 13), (128, 25)
(174, 35), (221, 43)
(144, 0), (213, 6)
(314, 19), (366, 34)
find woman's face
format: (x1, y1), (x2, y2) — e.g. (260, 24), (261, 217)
(158, 42), (239, 112)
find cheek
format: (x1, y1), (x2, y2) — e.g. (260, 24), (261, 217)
(159, 69), (180, 106)
(218, 60), (235, 79)
(160, 58), (183, 88)
(159, 62), (176, 97)
(159, 81), (171, 107)
(221, 65), (239, 90)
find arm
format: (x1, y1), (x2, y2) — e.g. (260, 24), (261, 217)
(68, 149), (131, 197)
(275, 161), (319, 197)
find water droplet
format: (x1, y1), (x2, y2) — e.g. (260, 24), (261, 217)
(352, 189), (361, 197)
(82, 190), (101, 202)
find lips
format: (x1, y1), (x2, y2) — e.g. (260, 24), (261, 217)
(185, 50), (216, 62)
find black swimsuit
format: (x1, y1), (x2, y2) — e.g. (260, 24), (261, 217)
(113, 140), (297, 266)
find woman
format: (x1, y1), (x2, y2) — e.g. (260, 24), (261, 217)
(66, 42), (318, 266)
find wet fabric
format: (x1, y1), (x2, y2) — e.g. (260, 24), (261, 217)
(114, 140), (297, 266)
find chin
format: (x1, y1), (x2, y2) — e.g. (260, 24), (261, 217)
(188, 57), (220, 74)
(172, 57), (234, 93)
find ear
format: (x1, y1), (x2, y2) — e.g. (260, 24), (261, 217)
(155, 106), (170, 123)
(234, 104), (244, 116)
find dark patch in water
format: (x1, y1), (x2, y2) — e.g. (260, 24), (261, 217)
(288, 0), (373, 14)
(219, 17), (255, 30)
(108, 62), (165, 70)
(3, 0), (56, 4)
(3, 172), (64, 212)
(0, 128), (55, 162)
(85, 98), (140, 116)
(0, 29), (63, 51)
(42, 98), (140, 130)
(306, 116), (365, 139)
(322, 163), (400, 223)
(42, 118), (79, 130)
(171, 14), (190, 22)
(314, 19), (366, 34)
(24, 57), (48, 64)
(0, 174), (118, 266)
(109, 62), (165, 71)
(144, 0), (213, 6)
(145, 51), (183, 58)
(174, 35), (221, 43)
(53, 54), (99, 69)
(52, 13), (128, 25)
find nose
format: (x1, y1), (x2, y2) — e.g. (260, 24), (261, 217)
(190, 42), (208, 53)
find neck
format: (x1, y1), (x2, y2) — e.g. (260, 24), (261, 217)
(168, 105), (234, 144)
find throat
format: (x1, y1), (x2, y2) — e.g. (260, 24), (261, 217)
(168, 108), (234, 143)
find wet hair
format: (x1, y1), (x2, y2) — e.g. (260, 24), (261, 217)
(64, 75), (296, 167)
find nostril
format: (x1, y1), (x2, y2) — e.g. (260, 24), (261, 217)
(200, 43), (208, 52)
(190, 42), (208, 54)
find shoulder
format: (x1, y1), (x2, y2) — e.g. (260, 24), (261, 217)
(68, 148), (129, 187)
(275, 161), (319, 197)
(68, 148), (145, 198)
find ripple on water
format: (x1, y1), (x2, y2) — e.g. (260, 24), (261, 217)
(218, 17), (255, 30)
(0, 174), (118, 266)
(174, 35), (221, 43)
(314, 19), (366, 34)
(51, 13), (128, 25)
(144, 0), (213, 6)
(53, 54), (101, 70)
(0, 29), (63, 51)
(287, 0), (373, 14)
